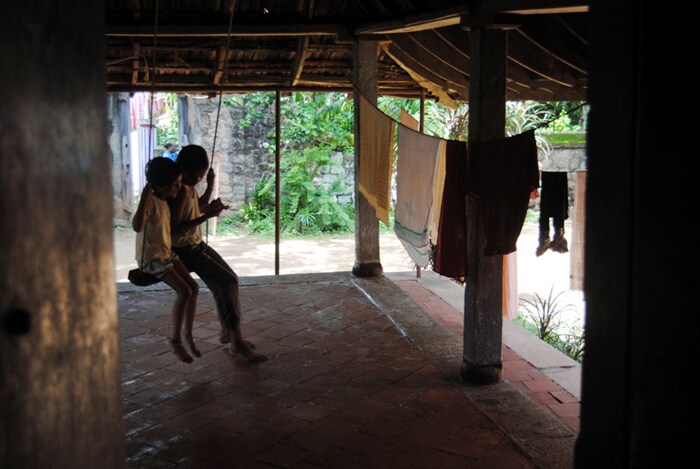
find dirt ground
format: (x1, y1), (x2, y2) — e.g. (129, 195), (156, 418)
(114, 221), (576, 299)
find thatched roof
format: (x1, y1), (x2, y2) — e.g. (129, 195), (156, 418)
(106, 0), (588, 102)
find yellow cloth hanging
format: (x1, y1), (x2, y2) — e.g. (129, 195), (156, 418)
(358, 95), (395, 226)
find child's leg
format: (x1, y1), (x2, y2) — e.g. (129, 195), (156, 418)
(228, 326), (267, 362)
(171, 259), (201, 357)
(160, 267), (197, 363)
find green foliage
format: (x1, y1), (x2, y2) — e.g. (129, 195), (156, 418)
(539, 132), (586, 145)
(231, 93), (276, 129)
(540, 101), (589, 132)
(506, 101), (552, 156)
(224, 92), (356, 235)
(525, 209), (539, 223)
(516, 287), (585, 363)
(216, 216), (243, 236)
(156, 93), (179, 147)
(234, 147), (353, 235)
(219, 92), (587, 238)
(282, 93), (354, 151)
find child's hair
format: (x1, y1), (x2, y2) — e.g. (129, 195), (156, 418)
(177, 145), (209, 171)
(164, 141), (175, 150)
(145, 157), (181, 187)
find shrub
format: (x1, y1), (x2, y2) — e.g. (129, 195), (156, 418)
(516, 287), (585, 363)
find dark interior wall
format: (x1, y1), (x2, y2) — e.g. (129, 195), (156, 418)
(0, 1), (125, 467)
(578, 1), (697, 466)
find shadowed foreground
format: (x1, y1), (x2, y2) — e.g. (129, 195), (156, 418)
(120, 273), (573, 468)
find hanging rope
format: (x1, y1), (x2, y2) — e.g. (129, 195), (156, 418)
(129, 0), (162, 287)
(206, 1), (237, 242)
(146, 0), (160, 162)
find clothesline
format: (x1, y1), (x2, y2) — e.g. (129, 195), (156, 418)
(351, 84), (588, 141)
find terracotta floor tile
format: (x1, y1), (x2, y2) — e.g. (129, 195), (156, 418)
(119, 279), (560, 467)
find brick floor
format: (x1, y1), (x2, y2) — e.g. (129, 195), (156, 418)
(393, 279), (580, 434)
(119, 277), (543, 468)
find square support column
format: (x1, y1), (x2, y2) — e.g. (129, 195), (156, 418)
(352, 38), (383, 277)
(461, 27), (507, 384)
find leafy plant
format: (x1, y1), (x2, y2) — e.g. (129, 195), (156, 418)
(516, 288), (585, 363)
(156, 93), (179, 147)
(519, 287), (575, 341)
(233, 147), (353, 235)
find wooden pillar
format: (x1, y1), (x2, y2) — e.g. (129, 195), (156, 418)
(416, 90), (425, 279)
(577, 1), (696, 466)
(461, 26), (507, 384)
(0, 1), (125, 467)
(352, 38), (383, 277)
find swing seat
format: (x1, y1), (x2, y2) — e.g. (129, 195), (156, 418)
(128, 268), (161, 287)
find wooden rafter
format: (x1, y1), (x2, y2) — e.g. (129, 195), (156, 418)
(355, 6), (469, 35)
(387, 34), (468, 89)
(478, 0), (588, 15)
(106, 23), (350, 38)
(131, 43), (140, 85)
(383, 43), (467, 99)
(213, 45), (226, 85)
(105, 1), (589, 101)
(290, 0), (315, 87)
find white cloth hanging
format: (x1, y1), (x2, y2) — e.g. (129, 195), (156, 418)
(394, 125), (444, 267)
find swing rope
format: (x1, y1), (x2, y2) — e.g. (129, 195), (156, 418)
(205, 1), (236, 243)
(129, 0), (162, 287)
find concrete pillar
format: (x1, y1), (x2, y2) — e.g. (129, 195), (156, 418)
(352, 39), (383, 277)
(461, 27), (507, 384)
(0, 1), (126, 467)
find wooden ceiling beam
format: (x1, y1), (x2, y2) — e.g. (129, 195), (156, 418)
(477, 0), (588, 15)
(383, 43), (467, 99)
(387, 34), (468, 88)
(355, 6), (470, 35)
(290, 0), (315, 87)
(106, 23), (350, 38)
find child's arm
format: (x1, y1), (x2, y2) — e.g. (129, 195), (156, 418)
(132, 184), (152, 232)
(198, 168), (216, 210)
(171, 189), (227, 237)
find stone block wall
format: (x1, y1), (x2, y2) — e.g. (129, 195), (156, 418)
(182, 95), (355, 217)
(533, 144), (588, 212)
(110, 94), (586, 224)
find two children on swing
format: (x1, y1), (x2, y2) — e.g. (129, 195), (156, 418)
(133, 149), (266, 363)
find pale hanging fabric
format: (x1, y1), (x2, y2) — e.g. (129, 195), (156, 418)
(394, 125), (443, 267)
(502, 252), (518, 319)
(357, 94), (395, 226)
(399, 110), (446, 241)
(431, 142), (447, 242)
(571, 171), (587, 291)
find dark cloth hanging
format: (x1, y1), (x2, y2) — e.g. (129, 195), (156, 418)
(434, 140), (468, 278)
(539, 171), (569, 221)
(466, 130), (540, 256)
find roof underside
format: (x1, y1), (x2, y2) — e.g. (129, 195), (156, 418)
(106, 0), (588, 102)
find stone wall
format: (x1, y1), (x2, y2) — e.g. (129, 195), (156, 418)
(110, 96), (586, 223)
(534, 144), (588, 211)
(182, 95), (355, 216)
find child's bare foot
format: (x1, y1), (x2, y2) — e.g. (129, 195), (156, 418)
(229, 342), (267, 363)
(184, 335), (202, 358)
(221, 329), (256, 349)
(170, 339), (193, 364)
